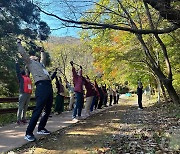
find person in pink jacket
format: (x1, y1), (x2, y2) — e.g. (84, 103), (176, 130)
(70, 61), (84, 119)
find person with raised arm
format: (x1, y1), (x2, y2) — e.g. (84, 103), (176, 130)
(15, 61), (32, 125)
(93, 79), (100, 110)
(83, 75), (95, 117)
(17, 39), (56, 142)
(54, 76), (65, 115)
(70, 61), (84, 120)
(65, 79), (75, 110)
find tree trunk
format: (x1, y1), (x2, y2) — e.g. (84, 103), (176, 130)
(157, 79), (161, 103)
(137, 35), (179, 104)
(120, 1), (180, 104)
(162, 79), (180, 104)
(160, 80), (168, 103)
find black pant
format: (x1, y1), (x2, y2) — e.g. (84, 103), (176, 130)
(55, 94), (64, 113)
(104, 94), (108, 106)
(138, 94), (143, 109)
(116, 94), (119, 104)
(98, 95), (104, 109)
(109, 95), (112, 106)
(94, 96), (99, 109)
(26, 80), (53, 135)
(113, 96), (116, 104)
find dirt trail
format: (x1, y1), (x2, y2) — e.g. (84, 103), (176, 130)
(10, 96), (180, 154)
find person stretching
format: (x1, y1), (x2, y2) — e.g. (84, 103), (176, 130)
(17, 39), (55, 142)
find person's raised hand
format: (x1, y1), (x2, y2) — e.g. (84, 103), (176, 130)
(39, 47), (44, 52)
(80, 65), (82, 69)
(15, 58), (18, 63)
(70, 61), (73, 66)
(64, 78), (68, 83)
(17, 38), (22, 44)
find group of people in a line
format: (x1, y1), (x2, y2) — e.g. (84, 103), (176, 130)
(15, 39), (121, 142)
(69, 61), (120, 119)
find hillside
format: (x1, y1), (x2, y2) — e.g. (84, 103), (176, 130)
(48, 36), (80, 44)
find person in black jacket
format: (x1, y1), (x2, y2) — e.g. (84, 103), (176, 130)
(54, 76), (65, 114)
(137, 81), (143, 110)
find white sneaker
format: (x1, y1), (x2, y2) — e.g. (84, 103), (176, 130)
(72, 118), (79, 122)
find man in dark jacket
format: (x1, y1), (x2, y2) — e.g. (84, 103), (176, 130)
(137, 81), (143, 110)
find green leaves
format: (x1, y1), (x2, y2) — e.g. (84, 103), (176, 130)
(0, 0), (50, 96)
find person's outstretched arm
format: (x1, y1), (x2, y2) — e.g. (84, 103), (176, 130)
(51, 68), (57, 80)
(15, 62), (21, 82)
(16, 39), (31, 64)
(39, 47), (46, 66)
(79, 65), (82, 76)
(70, 61), (78, 79)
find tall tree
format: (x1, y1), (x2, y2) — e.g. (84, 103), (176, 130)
(36, 0), (179, 103)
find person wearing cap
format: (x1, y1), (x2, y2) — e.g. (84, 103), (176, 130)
(15, 61), (32, 125)
(137, 81), (143, 110)
(16, 39), (56, 142)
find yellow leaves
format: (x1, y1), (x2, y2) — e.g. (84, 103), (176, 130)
(93, 47), (101, 53)
(93, 46), (113, 56)
(110, 68), (118, 78)
(112, 35), (120, 44)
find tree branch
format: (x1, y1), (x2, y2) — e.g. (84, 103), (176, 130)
(37, 5), (178, 34)
(144, 0), (180, 27)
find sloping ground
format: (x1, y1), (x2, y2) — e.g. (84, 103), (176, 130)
(9, 96), (180, 154)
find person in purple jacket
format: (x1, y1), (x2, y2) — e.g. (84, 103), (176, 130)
(70, 61), (84, 119)
(83, 75), (95, 117)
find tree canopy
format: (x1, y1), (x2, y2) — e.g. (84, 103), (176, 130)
(35, 0), (180, 103)
(0, 0), (50, 96)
